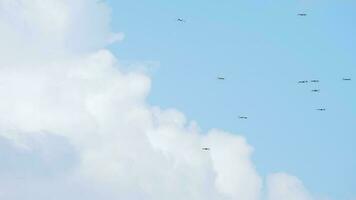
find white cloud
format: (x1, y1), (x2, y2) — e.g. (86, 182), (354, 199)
(267, 173), (313, 200)
(0, 0), (317, 200)
(0, 0), (121, 63)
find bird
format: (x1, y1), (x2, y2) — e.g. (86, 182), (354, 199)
(310, 80), (319, 83)
(177, 18), (186, 23)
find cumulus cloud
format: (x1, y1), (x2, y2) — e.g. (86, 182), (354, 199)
(0, 0), (121, 64)
(267, 173), (313, 200)
(0, 0), (316, 200)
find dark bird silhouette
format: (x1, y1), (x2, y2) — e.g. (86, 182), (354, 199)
(177, 18), (186, 22)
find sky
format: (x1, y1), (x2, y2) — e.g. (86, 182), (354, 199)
(107, 0), (356, 199)
(0, 0), (355, 200)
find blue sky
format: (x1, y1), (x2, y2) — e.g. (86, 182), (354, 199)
(107, 0), (356, 199)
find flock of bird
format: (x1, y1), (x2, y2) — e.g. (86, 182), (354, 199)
(177, 13), (308, 24)
(297, 78), (352, 111)
(176, 15), (352, 151)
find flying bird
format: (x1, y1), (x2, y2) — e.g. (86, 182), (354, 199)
(202, 147), (210, 151)
(310, 80), (319, 83)
(217, 77), (225, 80)
(298, 80), (308, 83)
(316, 108), (326, 111)
(311, 89), (320, 92)
(343, 78), (351, 81)
(239, 116), (248, 119)
(298, 13), (307, 16)
(177, 18), (186, 22)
